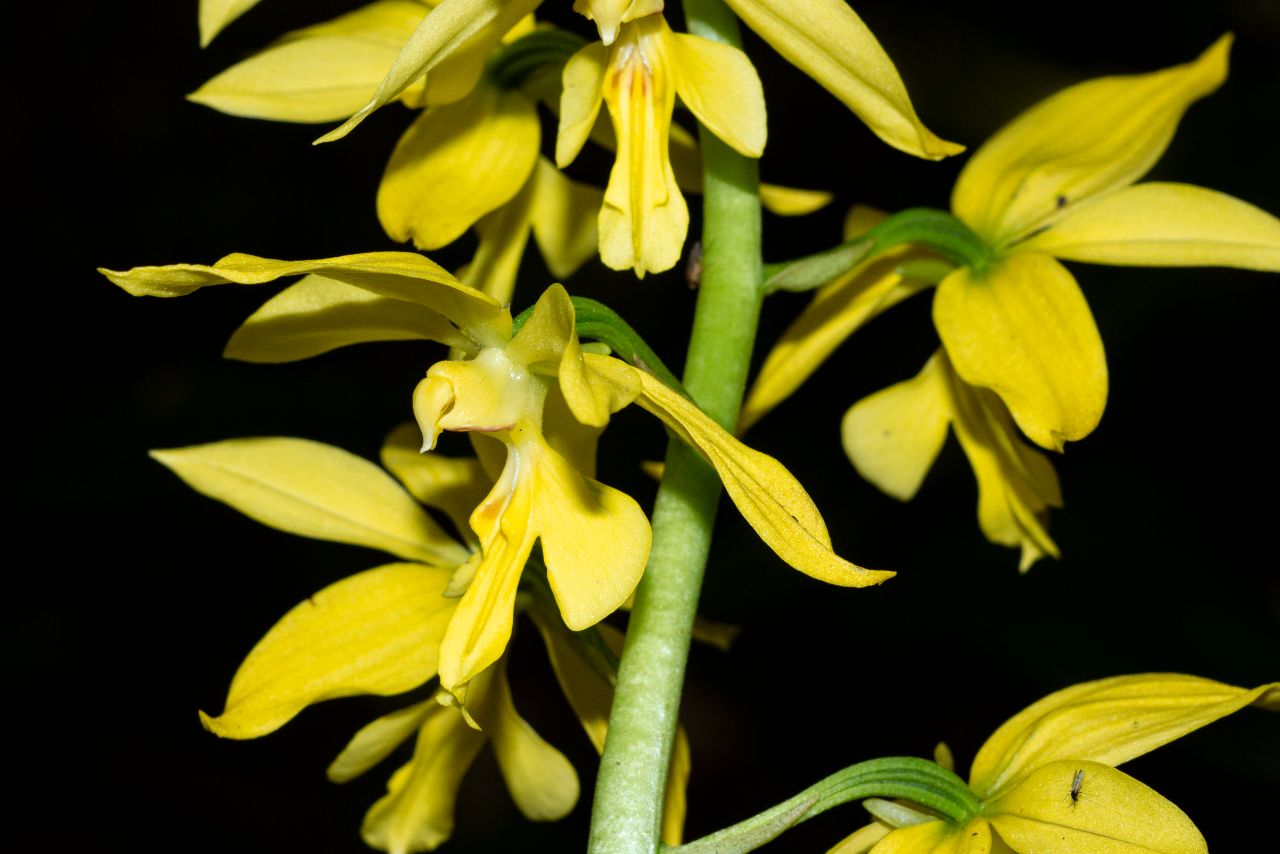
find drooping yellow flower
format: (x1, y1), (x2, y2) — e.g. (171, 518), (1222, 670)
(556, 13), (766, 276)
(843, 352), (1061, 570)
(102, 252), (893, 701)
(574, 0), (961, 161)
(154, 433), (688, 852)
(939, 34), (1280, 452)
(831, 674), (1280, 854)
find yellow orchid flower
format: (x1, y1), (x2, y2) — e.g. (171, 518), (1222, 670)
(940, 34), (1280, 452)
(556, 13), (766, 276)
(831, 674), (1280, 854)
(153, 433), (687, 852)
(843, 351), (1061, 570)
(101, 251), (893, 699)
(572, 0), (960, 161)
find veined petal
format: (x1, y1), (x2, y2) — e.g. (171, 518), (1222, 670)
(870, 818), (991, 854)
(471, 659), (579, 820)
(572, 0), (663, 46)
(437, 456), (538, 699)
(530, 158), (605, 279)
(666, 25), (767, 159)
(945, 367), (1060, 571)
(953, 36), (1231, 247)
(740, 251), (927, 431)
(1021, 182), (1280, 270)
(557, 42), (609, 168)
(224, 274), (471, 362)
(199, 0), (259, 46)
(588, 354), (894, 587)
(934, 254), (1106, 451)
(970, 674), (1280, 800)
(100, 251), (511, 347)
(200, 564), (456, 739)
(379, 83), (540, 251)
(720, 0), (961, 160)
(362, 695), (488, 853)
(382, 424), (491, 545)
(599, 17), (688, 276)
(189, 1), (428, 122)
(532, 440), (651, 630)
(841, 353), (951, 502)
(987, 761), (1205, 854)
(151, 437), (470, 566)
(328, 699), (436, 783)
(317, 0), (541, 142)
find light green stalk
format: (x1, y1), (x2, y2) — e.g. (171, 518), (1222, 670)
(587, 2), (762, 851)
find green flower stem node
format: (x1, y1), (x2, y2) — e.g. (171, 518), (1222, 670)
(764, 207), (989, 293)
(668, 757), (982, 854)
(489, 27), (588, 89)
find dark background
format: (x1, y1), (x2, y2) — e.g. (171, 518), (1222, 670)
(15, 0), (1279, 850)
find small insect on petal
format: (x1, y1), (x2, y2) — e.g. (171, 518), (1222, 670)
(1070, 768), (1084, 804)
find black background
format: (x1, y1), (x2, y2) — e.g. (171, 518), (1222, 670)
(14, 1), (1279, 851)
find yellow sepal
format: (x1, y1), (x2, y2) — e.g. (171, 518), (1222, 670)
(665, 25), (767, 159)
(199, 0), (259, 46)
(379, 82), (540, 251)
(328, 699), (436, 784)
(969, 674), (1280, 799)
(986, 761), (1205, 854)
(1021, 182), (1280, 270)
(934, 254), (1106, 451)
(224, 274), (471, 362)
(720, 0), (962, 160)
(953, 36), (1231, 246)
(869, 818), (991, 854)
(199, 564), (456, 739)
(381, 424), (490, 547)
(190, 1), (427, 122)
(151, 437), (471, 566)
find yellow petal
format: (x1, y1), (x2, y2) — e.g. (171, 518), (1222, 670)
(666, 26), (767, 158)
(152, 437), (470, 566)
(870, 818), (991, 854)
(934, 254), (1106, 450)
(590, 354), (894, 587)
(532, 440), (651, 630)
(556, 42), (608, 168)
(378, 83), (540, 251)
(827, 821), (891, 854)
(946, 372), (1060, 571)
(362, 696), (488, 853)
(189, 1), (427, 122)
(953, 36), (1231, 247)
(740, 251), (927, 432)
(758, 184), (834, 217)
(328, 700), (436, 784)
(317, 0), (541, 142)
(970, 674), (1280, 800)
(841, 353), (951, 501)
(100, 251), (510, 347)
(662, 725), (692, 846)
(381, 424), (491, 545)
(530, 158), (605, 279)
(572, 0), (663, 45)
(224, 274), (471, 362)
(598, 18), (688, 276)
(199, 0), (259, 46)
(200, 564), (456, 739)
(987, 761), (1205, 854)
(1021, 182), (1280, 270)
(459, 170), (536, 306)
(470, 659), (579, 820)
(720, 0), (962, 160)
(437, 457), (538, 699)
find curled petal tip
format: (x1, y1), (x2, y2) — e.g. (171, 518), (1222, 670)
(413, 376), (454, 452)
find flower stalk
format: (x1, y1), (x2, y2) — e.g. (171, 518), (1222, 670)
(588, 1), (763, 850)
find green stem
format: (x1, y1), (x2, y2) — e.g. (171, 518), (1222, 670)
(587, 3), (762, 852)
